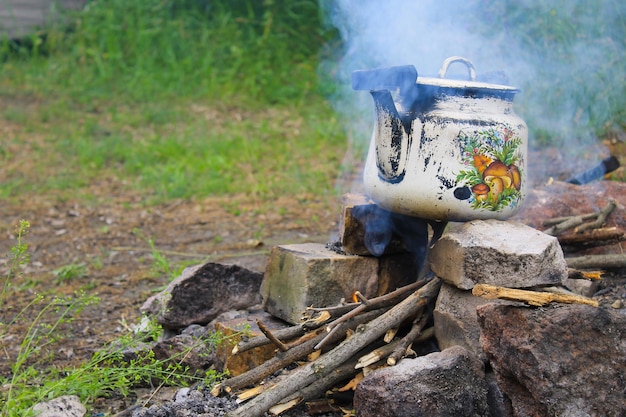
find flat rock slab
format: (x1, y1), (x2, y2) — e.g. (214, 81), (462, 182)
(354, 345), (490, 417)
(429, 219), (567, 290)
(477, 303), (626, 417)
(141, 262), (263, 329)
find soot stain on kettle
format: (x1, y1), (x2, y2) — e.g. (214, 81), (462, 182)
(436, 175), (455, 190)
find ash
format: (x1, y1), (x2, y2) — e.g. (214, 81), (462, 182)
(131, 386), (342, 417)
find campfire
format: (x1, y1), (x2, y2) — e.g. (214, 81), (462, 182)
(199, 188), (617, 417)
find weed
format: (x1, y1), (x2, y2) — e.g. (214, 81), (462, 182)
(1, 220), (30, 309)
(52, 262), (88, 284)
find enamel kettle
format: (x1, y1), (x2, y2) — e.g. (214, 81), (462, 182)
(353, 56), (528, 222)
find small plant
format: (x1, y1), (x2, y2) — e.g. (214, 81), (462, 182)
(133, 228), (176, 278)
(52, 262), (88, 284)
(1, 220), (30, 308)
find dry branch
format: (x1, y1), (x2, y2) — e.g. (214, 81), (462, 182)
(387, 313), (430, 366)
(256, 320), (289, 352)
(543, 200), (617, 236)
(314, 276), (432, 350)
(472, 283), (598, 307)
(212, 309), (384, 396)
(574, 199), (616, 233)
(558, 227), (624, 246)
(566, 253), (626, 270)
(224, 277), (442, 417)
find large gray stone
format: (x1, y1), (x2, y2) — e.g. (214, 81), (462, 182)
(354, 346), (490, 417)
(260, 243), (379, 324)
(141, 262), (263, 329)
(429, 219), (567, 290)
(477, 303), (626, 417)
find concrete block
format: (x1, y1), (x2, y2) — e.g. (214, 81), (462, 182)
(429, 219), (567, 290)
(261, 243), (379, 324)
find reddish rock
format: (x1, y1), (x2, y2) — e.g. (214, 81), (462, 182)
(477, 303), (626, 417)
(512, 181), (626, 256)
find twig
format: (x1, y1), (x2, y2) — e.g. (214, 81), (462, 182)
(543, 212), (597, 226)
(574, 199), (616, 233)
(557, 227), (623, 246)
(387, 312), (430, 366)
(256, 320), (289, 352)
(212, 309), (384, 396)
(314, 276), (430, 350)
(566, 253), (626, 270)
(542, 216), (584, 236)
(543, 200), (617, 236)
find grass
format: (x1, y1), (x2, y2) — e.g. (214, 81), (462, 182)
(0, 0), (345, 202)
(0, 221), (230, 416)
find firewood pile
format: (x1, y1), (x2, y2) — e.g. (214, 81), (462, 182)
(211, 267), (441, 416)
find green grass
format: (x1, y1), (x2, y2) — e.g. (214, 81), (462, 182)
(0, 0), (345, 202)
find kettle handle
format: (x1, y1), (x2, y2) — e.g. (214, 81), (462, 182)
(438, 56), (477, 81)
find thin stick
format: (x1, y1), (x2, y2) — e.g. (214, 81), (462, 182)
(315, 276), (430, 350)
(387, 312), (429, 366)
(256, 320), (289, 352)
(543, 212), (597, 226)
(566, 253), (626, 270)
(574, 199), (616, 233)
(225, 277), (442, 417)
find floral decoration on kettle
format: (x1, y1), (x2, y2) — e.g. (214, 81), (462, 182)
(456, 124), (524, 212)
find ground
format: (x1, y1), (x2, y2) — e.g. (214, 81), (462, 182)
(0, 188), (340, 413)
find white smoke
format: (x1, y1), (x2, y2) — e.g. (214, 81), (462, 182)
(322, 0), (625, 186)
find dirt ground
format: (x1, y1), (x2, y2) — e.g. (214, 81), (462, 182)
(0, 187), (341, 412)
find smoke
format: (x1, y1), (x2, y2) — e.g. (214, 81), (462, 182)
(321, 0), (626, 185)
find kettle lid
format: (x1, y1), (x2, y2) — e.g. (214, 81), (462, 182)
(418, 56), (520, 95)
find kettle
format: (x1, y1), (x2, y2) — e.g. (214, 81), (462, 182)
(353, 56), (528, 221)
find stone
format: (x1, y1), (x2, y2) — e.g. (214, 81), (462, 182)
(339, 193), (406, 256)
(434, 282), (503, 362)
(511, 180), (626, 256)
(428, 219), (567, 290)
(141, 262), (263, 329)
(261, 243), (379, 324)
(32, 395), (86, 417)
(211, 308), (290, 376)
(563, 276), (600, 297)
(477, 303), (626, 417)
(354, 346), (490, 417)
